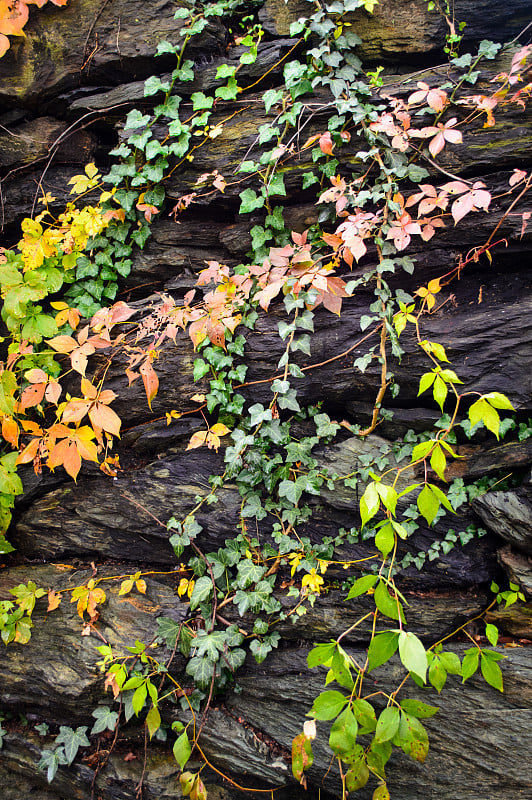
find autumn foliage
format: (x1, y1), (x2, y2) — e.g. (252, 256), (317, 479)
(0, 0), (68, 59)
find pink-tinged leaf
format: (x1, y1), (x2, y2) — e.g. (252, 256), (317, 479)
(140, 359), (159, 409)
(428, 132), (446, 157)
(451, 194), (475, 224)
(427, 87), (448, 112)
(441, 181), (470, 195)
(319, 131), (334, 156)
(347, 235), (369, 262)
(269, 244), (293, 267)
(70, 344), (95, 376)
(520, 211), (531, 239)
(471, 188), (491, 211)
(322, 292), (343, 315)
(110, 301), (136, 325)
(61, 400), (91, 424)
(509, 169), (527, 186)
(443, 128), (462, 144)
(24, 368), (47, 384)
(0, 33), (10, 58)
(45, 381), (62, 404)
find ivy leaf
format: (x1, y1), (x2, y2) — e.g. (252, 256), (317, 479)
(54, 726), (89, 765)
(189, 575), (213, 610)
(236, 559), (266, 589)
(239, 188), (265, 214)
(191, 92), (214, 111)
(91, 706), (119, 735)
(39, 748), (69, 783)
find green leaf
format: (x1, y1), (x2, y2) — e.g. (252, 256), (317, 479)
(400, 699), (439, 719)
(468, 398), (500, 438)
(307, 641), (336, 668)
(292, 733), (313, 781)
(173, 730), (192, 770)
(480, 651), (503, 691)
(417, 484), (439, 526)
(263, 88), (283, 113)
(428, 655), (447, 692)
(375, 706), (400, 743)
(236, 559), (266, 588)
(91, 706), (119, 735)
(439, 651), (462, 674)
(191, 92), (214, 111)
(485, 623), (499, 646)
(189, 576), (213, 610)
(309, 690), (347, 721)
(375, 522), (395, 558)
(345, 759), (369, 792)
(239, 188), (265, 214)
(418, 371), (436, 396)
(367, 631), (399, 672)
(146, 705), (161, 739)
(398, 631), (427, 683)
(39, 748), (68, 783)
(54, 726), (89, 765)
(461, 648), (479, 682)
(329, 707), (358, 756)
(374, 581), (404, 622)
(346, 574), (378, 600)
(395, 712), (429, 763)
(360, 482), (380, 526)
(352, 699), (377, 733)
(132, 682), (148, 716)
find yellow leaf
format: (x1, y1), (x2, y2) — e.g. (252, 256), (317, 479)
(119, 579), (134, 596)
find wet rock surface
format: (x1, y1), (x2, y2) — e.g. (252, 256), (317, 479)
(1, 2), (532, 799)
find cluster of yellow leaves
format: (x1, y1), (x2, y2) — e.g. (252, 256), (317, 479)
(119, 572), (147, 596)
(15, 164), (118, 272)
(0, 0), (68, 59)
(186, 422), (231, 452)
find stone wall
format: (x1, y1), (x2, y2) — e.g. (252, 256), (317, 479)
(1, 2), (531, 799)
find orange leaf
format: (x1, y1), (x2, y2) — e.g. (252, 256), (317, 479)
(319, 131), (334, 156)
(139, 359), (159, 409)
(2, 416), (19, 448)
(0, 0), (29, 36)
(46, 335), (78, 353)
(47, 590), (62, 611)
(88, 403), (122, 437)
(19, 382), (46, 410)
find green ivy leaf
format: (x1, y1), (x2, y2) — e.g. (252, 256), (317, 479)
(54, 726), (90, 765)
(91, 706), (119, 735)
(367, 631), (399, 672)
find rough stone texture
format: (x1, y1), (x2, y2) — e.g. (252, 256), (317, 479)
(1, 1), (532, 799)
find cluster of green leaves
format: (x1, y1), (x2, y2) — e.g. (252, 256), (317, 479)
(0, 580), (45, 644)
